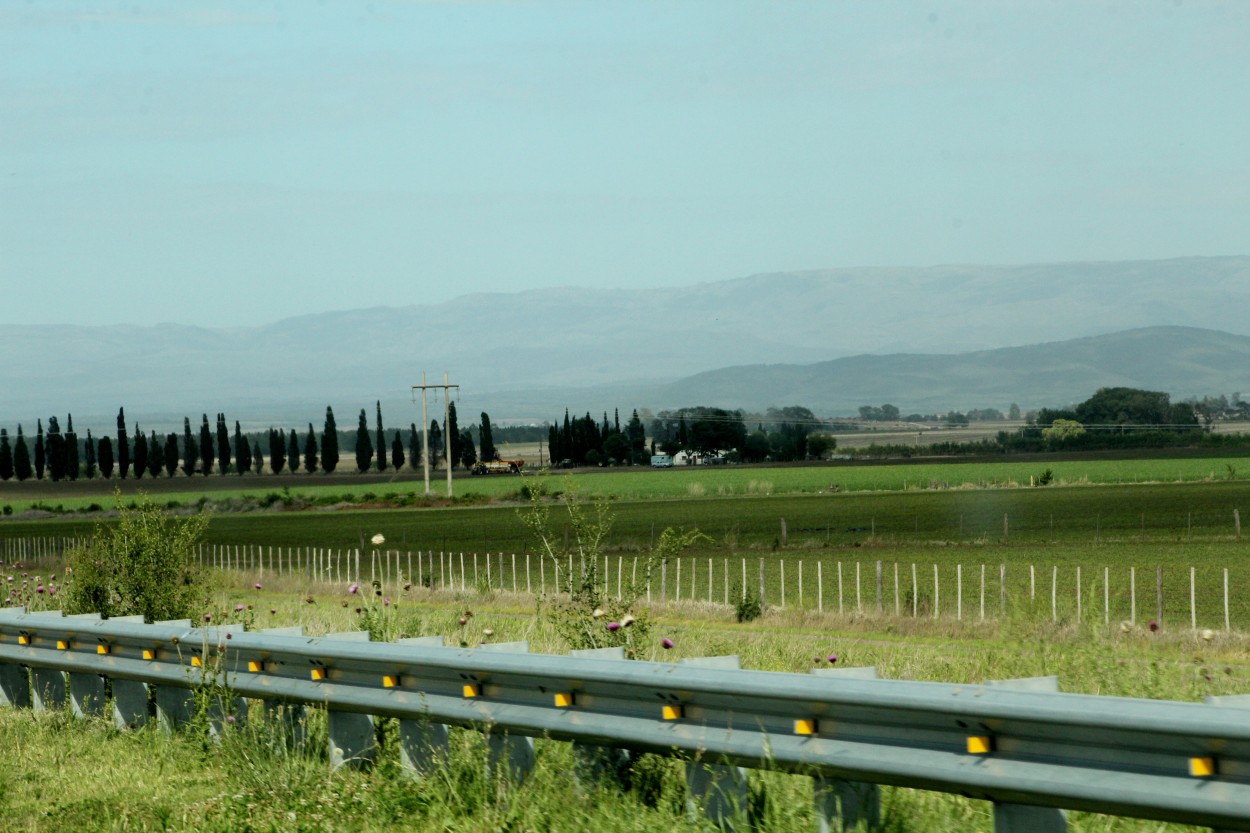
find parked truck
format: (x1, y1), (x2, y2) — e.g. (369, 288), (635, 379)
(469, 459), (525, 475)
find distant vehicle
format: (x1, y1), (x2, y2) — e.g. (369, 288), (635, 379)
(706, 455), (728, 465)
(555, 459), (576, 469)
(469, 459), (525, 475)
(651, 455), (674, 468)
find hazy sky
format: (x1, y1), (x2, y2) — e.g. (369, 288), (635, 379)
(3, 1), (1248, 327)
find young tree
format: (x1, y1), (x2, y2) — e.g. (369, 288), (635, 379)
(0, 429), (12, 480)
(116, 408), (130, 480)
(163, 433), (179, 478)
(14, 426), (32, 481)
(391, 432), (404, 470)
(65, 415), (80, 480)
(181, 417), (196, 477)
(97, 434), (113, 479)
(199, 414), (213, 476)
(235, 421), (252, 475)
(479, 412), (497, 462)
(321, 406), (339, 473)
(269, 427), (286, 475)
(215, 413), (231, 475)
(132, 425), (147, 479)
(34, 418), (45, 480)
(287, 429), (299, 474)
(46, 416), (66, 481)
(375, 400), (387, 472)
(147, 430), (163, 478)
(303, 423), (318, 474)
(355, 408), (373, 473)
(84, 429), (97, 479)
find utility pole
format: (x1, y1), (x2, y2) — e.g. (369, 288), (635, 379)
(411, 371), (460, 497)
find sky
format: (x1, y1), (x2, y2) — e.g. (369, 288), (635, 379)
(2, 0), (1248, 327)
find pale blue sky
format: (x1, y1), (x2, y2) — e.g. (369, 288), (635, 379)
(3, 1), (1248, 326)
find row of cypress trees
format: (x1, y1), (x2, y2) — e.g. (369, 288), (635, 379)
(0, 402), (499, 482)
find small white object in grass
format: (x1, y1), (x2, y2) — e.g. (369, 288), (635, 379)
(371, 533), (386, 546)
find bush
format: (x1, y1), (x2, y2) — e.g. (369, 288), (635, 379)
(63, 491), (209, 622)
(733, 583), (763, 622)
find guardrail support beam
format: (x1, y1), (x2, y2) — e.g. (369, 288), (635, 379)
(480, 642), (536, 783)
(0, 662), (30, 708)
(683, 656), (750, 831)
(396, 637), (450, 777)
(570, 646), (631, 788)
(323, 631), (376, 769)
(812, 666), (882, 831)
(985, 675), (1067, 833)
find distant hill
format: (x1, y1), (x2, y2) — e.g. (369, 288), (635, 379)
(1, 256), (1248, 428)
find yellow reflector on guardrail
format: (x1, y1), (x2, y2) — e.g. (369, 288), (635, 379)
(383, 675), (400, 688)
(967, 736), (993, 755)
(662, 705), (683, 720)
(1190, 757), (1216, 777)
(463, 683), (481, 698)
(794, 719), (817, 736)
(554, 692), (574, 708)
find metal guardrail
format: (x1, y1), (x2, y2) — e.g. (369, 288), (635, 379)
(0, 608), (1248, 832)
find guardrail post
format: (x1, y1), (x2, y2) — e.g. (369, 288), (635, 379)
(0, 608), (31, 708)
(811, 666), (881, 831)
(569, 646), (631, 787)
(681, 655), (750, 830)
(65, 613), (107, 718)
(102, 615), (151, 729)
(28, 611), (67, 711)
(984, 676), (1067, 833)
(260, 626), (309, 747)
(152, 619), (196, 732)
(478, 641), (536, 782)
(396, 636), (450, 777)
(323, 631), (376, 769)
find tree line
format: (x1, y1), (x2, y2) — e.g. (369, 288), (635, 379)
(0, 402), (507, 482)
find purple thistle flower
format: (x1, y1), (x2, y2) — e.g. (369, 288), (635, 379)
(348, 583), (359, 595)
(661, 637), (674, 650)
(234, 603), (245, 612)
(35, 585), (44, 594)
(607, 621), (621, 632)
(383, 597), (391, 606)
(827, 654), (839, 664)
(1148, 620), (1159, 632)
(226, 715), (236, 724)
(254, 583), (262, 590)
(204, 613), (212, 622)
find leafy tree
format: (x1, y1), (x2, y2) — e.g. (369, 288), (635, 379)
(147, 430), (162, 478)
(287, 429), (299, 474)
(1042, 418), (1086, 443)
(459, 428), (477, 470)
(391, 433), (404, 470)
(181, 418), (196, 477)
(215, 413), (231, 475)
(84, 429), (97, 479)
(65, 415), (79, 481)
(97, 434), (113, 479)
(34, 419), (45, 481)
(14, 426), (31, 481)
(0, 429), (12, 480)
(199, 414), (213, 476)
(446, 402), (461, 470)
(408, 422), (421, 470)
(235, 421), (252, 475)
(375, 401), (387, 472)
(269, 427), (286, 475)
(602, 431), (629, 464)
(132, 425), (147, 479)
(64, 493), (208, 622)
(1008, 402), (1022, 420)
(355, 409), (373, 473)
(479, 412), (497, 462)
(1074, 387), (1198, 430)
(321, 406), (339, 473)
(806, 435), (837, 459)
(46, 416), (66, 481)
(304, 424), (318, 473)
(116, 408), (129, 480)
(163, 433), (179, 478)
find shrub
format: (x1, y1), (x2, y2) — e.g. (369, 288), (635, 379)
(63, 491), (209, 622)
(733, 583), (763, 622)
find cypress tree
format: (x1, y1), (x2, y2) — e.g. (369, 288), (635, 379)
(460, 429), (476, 469)
(117, 408), (130, 480)
(14, 425), (31, 481)
(200, 414), (213, 476)
(252, 441), (263, 474)
(0, 429), (12, 480)
(269, 428), (286, 475)
(235, 421), (252, 475)
(97, 434), (113, 479)
(446, 402), (461, 470)
(215, 413), (231, 475)
(428, 419), (442, 468)
(288, 429), (299, 474)
(321, 406), (339, 473)
(479, 412), (497, 462)
(46, 416), (66, 481)
(84, 429), (97, 479)
(182, 418), (196, 477)
(391, 432), (404, 470)
(66, 415), (79, 480)
(408, 422), (421, 470)
(304, 424), (318, 474)
(355, 409), (372, 473)
(375, 401), (387, 472)
(148, 430), (162, 478)
(132, 425), (147, 479)
(35, 419), (45, 480)
(163, 433), (179, 478)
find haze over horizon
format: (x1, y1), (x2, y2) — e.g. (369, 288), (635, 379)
(4, 2), (1249, 328)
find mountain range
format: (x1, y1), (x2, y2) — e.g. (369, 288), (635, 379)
(2, 256), (1248, 430)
